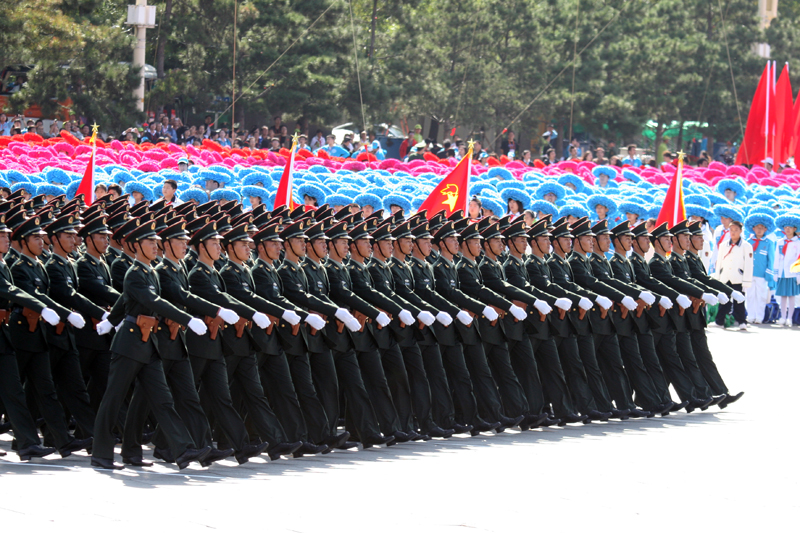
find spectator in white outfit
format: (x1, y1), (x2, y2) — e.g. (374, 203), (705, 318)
(713, 220), (753, 329)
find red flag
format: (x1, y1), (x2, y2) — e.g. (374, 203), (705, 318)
(736, 62), (772, 165)
(417, 145), (472, 219)
(655, 154), (686, 228)
(75, 126), (98, 206)
(273, 137), (298, 210)
(773, 63), (793, 165)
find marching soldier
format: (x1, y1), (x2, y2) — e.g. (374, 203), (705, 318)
(109, 217), (139, 291)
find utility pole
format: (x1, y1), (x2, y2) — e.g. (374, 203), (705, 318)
(126, 0), (157, 112)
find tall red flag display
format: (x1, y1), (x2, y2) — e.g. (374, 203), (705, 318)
(75, 124), (99, 206)
(773, 63), (793, 166)
(417, 143), (473, 219)
(656, 152), (687, 228)
(273, 134), (298, 210)
(736, 62), (773, 166)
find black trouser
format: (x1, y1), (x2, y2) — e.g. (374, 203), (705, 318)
(331, 348), (381, 441)
(652, 330), (699, 402)
(575, 334), (615, 412)
(462, 342), (505, 422)
(122, 357), (209, 458)
(439, 344), (487, 427)
(528, 336), (576, 418)
(284, 352), (331, 444)
(251, 352), (306, 443)
(491, 339), (533, 417)
(635, 332), (673, 405)
(191, 355), (250, 452)
(354, 348), (400, 436)
(379, 344), (415, 434)
(309, 348), (340, 439)
(419, 343), (456, 430)
(48, 345), (95, 437)
(616, 334), (663, 410)
(226, 353), (288, 447)
(0, 353), (42, 450)
(715, 282), (746, 326)
(689, 328), (729, 396)
(93, 352), (193, 461)
(16, 348), (73, 449)
(553, 334), (597, 415)
(674, 331), (712, 398)
(79, 347), (111, 415)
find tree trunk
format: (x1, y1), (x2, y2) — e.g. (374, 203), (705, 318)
(654, 121), (665, 166)
(156, 0), (173, 79)
(369, 0), (378, 63)
(676, 120), (685, 155)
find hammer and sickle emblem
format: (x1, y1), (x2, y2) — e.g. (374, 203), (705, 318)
(441, 184), (459, 211)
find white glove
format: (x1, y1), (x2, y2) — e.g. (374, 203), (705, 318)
(417, 311), (435, 326)
(345, 317), (362, 332)
(95, 319), (113, 335)
(67, 312), (85, 329)
(482, 306), (499, 321)
(676, 294), (692, 309)
(188, 317), (208, 336)
(456, 310), (473, 326)
(335, 308), (355, 323)
(398, 309), (415, 326)
(554, 298), (572, 311)
(660, 297), (673, 310)
(435, 311), (453, 326)
(252, 312), (270, 329)
(621, 296), (638, 311)
(533, 300), (552, 315)
(102, 311), (110, 320)
(217, 308), (239, 324)
(375, 312), (391, 328)
(731, 290), (745, 303)
(716, 292), (729, 305)
(701, 293), (718, 306)
(41, 307), (60, 326)
(578, 297), (594, 311)
(595, 295), (612, 310)
(115, 322), (123, 332)
(304, 314), (325, 330)
(281, 310), (301, 326)
(509, 304), (527, 321)
(638, 291), (656, 306)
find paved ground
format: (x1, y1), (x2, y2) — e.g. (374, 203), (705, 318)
(0, 324), (796, 532)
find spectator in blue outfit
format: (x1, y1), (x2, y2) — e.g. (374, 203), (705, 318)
(621, 144), (642, 167)
(744, 213), (776, 323)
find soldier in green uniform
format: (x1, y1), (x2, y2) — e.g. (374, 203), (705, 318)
(186, 220), (301, 461)
(250, 221), (351, 451)
(0, 214), (58, 460)
(281, 219), (394, 448)
(109, 217), (139, 291)
(44, 213), (108, 438)
(504, 219), (587, 425)
(120, 219), (236, 467)
(568, 218), (650, 418)
(91, 218), (212, 469)
(632, 222), (713, 412)
(103, 209), (129, 265)
(221, 222), (328, 457)
(669, 221), (742, 407)
(76, 217), (119, 415)
(9, 216), (94, 458)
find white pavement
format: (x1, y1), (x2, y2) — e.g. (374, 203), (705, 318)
(0, 324), (797, 532)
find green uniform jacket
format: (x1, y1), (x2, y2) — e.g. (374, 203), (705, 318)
(45, 253), (106, 351)
(607, 252), (652, 336)
(76, 253), (120, 351)
(407, 255), (458, 346)
(186, 262), (255, 359)
(369, 257), (419, 348)
(524, 255), (581, 338)
(387, 256), (436, 347)
(649, 253), (703, 333)
(9, 255), (71, 353)
(0, 259), (46, 355)
(352, 258), (406, 351)
(327, 258), (380, 353)
(154, 258), (219, 361)
(628, 252), (681, 335)
(109, 260), (193, 363)
(432, 255), (484, 346)
(546, 253), (597, 337)
(251, 257), (307, 356)
(458, 256), (512, 346)
(670, 252), (716, 330)
(282, 258), (339, 354)
(503, 254), (557, 340)
(569, 251), (625, 336)
(110, 253), (134, 292)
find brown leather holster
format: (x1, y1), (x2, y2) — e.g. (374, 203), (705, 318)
(352, 310), (369, 332)
(308, 311), (326, 335)
(599, 306), (608, 319)
(203, 315), (225, 340)
(463, 309), (476, 328)
(618, 303), (629, 320)
(0, 309), (9, 326)
(22, 308), (41, 332)
(512, 300), (527, 323)
(375, 308), (390, 330)
(488, 305), (505, 326)
(234, 317), (251, 338)
(557, 308), (567, 320)
(659, 304), (667, 317)
(55, 322), (66, 335)
(136, 315), (158, 343)
(163, 318), (183, 340)
(578, 307), (587, 321)
(636, 299), (647, 318)
(691, 297), (703, 314)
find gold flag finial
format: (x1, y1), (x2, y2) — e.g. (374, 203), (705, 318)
(291, 132), (300, 145)
(89, 123), (99, 144)
(676, 150), (686, 162)
(467, 138), (475, 152)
